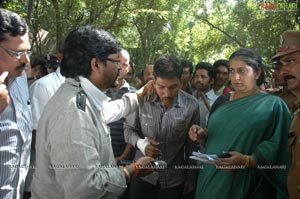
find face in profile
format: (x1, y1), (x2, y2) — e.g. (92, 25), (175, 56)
(154, 77), (181, 108)
(102, 53), (122, 89)
(229, 58), (260, 93)
(279, 51), (300, 92)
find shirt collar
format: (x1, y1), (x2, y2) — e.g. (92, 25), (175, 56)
(148, 91), (182, 108)
(78, 76), (111, 110)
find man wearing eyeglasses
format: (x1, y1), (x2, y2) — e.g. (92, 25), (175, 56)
(272, 30), (300, 199)
(0, 9), (32, 199)
(31, 26), (155, 199)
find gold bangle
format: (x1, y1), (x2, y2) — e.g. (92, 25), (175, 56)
(122, 167), (131, 182)
(244, 155), (250, 168)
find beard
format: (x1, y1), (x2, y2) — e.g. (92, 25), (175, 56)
(109, 70), (120, 88)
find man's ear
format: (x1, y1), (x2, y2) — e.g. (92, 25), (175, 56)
(90, 58), (100, 71)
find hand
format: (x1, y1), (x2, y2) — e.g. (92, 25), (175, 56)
(144, 139), (162, 158)
(183, 179), (195, 195)
(136, 80), (154, 102)
(126, 156), (155, 178)
(0, 72), (9, 112)
(189, 125), (207, 143)
(215, 151), (246, 171)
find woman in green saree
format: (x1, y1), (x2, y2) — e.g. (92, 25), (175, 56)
(189, 48), (291, 199)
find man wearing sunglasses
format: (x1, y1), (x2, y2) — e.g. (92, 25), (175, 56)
(272, 30), (300, 199)
(0, 9), (32, 199)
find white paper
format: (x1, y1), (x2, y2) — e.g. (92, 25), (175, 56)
(189, 151), (220, 165)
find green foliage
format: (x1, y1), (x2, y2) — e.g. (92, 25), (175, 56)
(1, 0), (299, 78)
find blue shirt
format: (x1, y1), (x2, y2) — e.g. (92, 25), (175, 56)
(0, 71), (32, 199)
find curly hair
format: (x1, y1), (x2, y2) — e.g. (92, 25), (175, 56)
(0, 9), (28, 42)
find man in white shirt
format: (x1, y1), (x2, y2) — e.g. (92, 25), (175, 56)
(24, 55), (65, 197)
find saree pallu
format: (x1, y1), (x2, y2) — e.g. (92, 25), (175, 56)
(195, 92), (291, 199)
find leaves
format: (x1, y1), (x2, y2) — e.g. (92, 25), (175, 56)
(1, 0), (298, 77)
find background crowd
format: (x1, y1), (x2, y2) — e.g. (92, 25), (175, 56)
(0, 8), (299, 199)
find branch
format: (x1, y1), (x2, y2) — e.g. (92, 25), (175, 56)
(103, 0), (123, 29)
(198, 16), (245, 47)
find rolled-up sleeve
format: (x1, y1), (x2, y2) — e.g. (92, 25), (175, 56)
(124, 108), (141, 147)
(104, 93), (138, 124)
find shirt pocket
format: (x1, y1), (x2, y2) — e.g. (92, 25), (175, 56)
(140, 113), (156, 138)
(169, 119), (187, 143)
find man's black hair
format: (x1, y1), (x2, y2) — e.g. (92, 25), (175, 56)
(194, 62), (214, 79)
(60, 25), (121, 78)
(154, 54), (183, 79)
(0, 8), (28, 42)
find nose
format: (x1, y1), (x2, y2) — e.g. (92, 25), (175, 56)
(279, 66), (289, 77)
(21, 53), (30, 63)
(162, 88), (171, 97)
(230, 72), (240, 80)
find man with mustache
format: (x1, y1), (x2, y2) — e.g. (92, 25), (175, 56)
(0, 9), (32, 199)
(272, 30), (300, 199)
(124, 54), (200, 199)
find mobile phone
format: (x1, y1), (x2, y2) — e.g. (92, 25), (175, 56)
(217, 153), (231, 158)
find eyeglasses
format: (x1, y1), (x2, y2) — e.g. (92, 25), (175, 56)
(104, 58), (121, 67)
(0, 45), (32, 60)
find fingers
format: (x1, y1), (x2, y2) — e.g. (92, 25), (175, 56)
(136, 80), (154, 101)
(189, 125), (206, 142)
(145, 144), (161, 158)
(216, 151), (246, 171)
(0, 72), (10, 112)
(134, 156), (155, 177)
(148, 138), (160, 146)
(0, 71), (8, 84)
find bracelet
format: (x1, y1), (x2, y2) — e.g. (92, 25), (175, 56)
(244, 155), (250, 168)
(122, 167), (131, 182)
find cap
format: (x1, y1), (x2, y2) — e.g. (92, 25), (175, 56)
(272, 30), (300, 60)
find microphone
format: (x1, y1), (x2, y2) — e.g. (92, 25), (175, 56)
(118, 160), (168, 169)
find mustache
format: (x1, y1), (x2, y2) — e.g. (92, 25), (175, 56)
(283, 74), (296, 82)
(16, 63), (27, 70)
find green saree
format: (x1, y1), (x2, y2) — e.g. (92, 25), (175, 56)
(195, 92), (291, 199)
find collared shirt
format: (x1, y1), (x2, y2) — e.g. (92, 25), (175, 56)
(32, 77), (138, 199)
(214, 85), (225, 96)
(193, 89), (218, 128)
(0, 71), (32, 199)
(124, 90), (200, 189)
(106, 80), (136, 157)
(30, 67), (65, 129)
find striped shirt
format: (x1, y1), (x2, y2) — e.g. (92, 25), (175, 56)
(124, 90), (200, 189)
(106, 80), (136, 157)
(0, 71), (32, 199)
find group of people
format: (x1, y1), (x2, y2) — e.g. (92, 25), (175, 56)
(0, 8), (299, 199)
